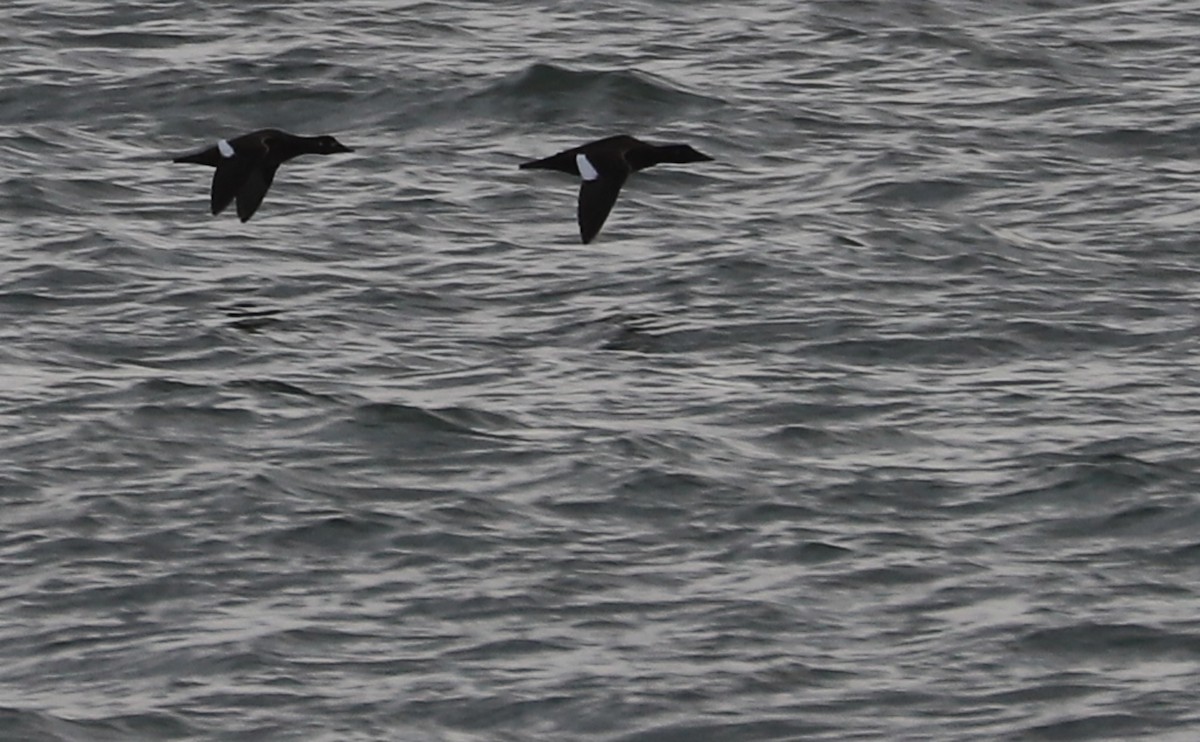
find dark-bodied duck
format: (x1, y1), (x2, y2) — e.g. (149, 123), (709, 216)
(173, 129), (352, 222)
(519, 135), (713, 244)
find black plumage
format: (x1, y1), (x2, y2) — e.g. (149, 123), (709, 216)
(172, 129), (352, 222)
(519, 135), (713, 244)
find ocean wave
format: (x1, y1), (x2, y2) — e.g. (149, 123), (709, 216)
(453, 62), (725, 125)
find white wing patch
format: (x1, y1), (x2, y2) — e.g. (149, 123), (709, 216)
(217, 139), (235, 158)
(576, 153), (599, 181)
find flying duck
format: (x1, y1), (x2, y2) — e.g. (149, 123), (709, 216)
(172, 129), (352, 222)
(519, 135), (713, 244)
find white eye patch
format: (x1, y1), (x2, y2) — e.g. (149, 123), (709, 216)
(576, 153), (599, 181)
(217, 139), (235, 158)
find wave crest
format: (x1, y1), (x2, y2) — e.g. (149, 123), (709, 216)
(459, 62), (723, 124)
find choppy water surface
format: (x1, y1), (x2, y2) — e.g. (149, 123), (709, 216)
(4, 1), (1200, 739)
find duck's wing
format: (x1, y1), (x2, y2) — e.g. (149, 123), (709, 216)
(209, 137), (270, 217)
(575, 152), (629, 244)
(518, 148), (580, 174)
(234, 163), (279, 223)
(172, 145), (222, 167)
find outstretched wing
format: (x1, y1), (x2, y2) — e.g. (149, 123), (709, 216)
(209, 137), (270, 217)
(518, 149), (579, 174)
(577, 176), (626, 244)
(235, 163), (279, 222)
(575, 152), (628, 244)
(172, 146), (222, 167)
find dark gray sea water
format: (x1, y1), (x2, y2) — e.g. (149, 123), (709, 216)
(4, 1), (1200, 739)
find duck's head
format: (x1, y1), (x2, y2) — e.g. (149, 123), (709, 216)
(314, 135), (353, 154)
(657, 143), (713, 163)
